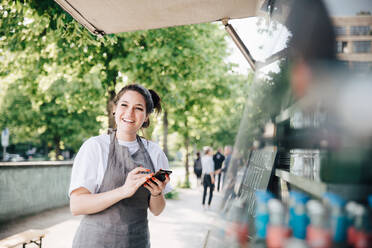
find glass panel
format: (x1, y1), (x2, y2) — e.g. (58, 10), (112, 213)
(210, 1), (372, 245)
(223, 0), (294, 215)
(353, 40), (371, 53)
(335, 26), (347, 35)
(350, 25), (370, 36)
(228, 16), (291, 63)
(352, 61), (372, 71)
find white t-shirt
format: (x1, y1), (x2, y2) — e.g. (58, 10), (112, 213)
(201, 155), (214, 174)
(69, 134), (172, 196)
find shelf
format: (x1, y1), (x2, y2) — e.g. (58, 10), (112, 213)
(275, 169), (372, 202)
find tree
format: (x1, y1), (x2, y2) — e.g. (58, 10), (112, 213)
(114, 25), (249, 182)
(0, 55), (106, 157)
(1, 0), (249, 166)
(0, 0), (107, 156)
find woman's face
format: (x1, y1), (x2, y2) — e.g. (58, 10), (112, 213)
(114, 90), (148, 136)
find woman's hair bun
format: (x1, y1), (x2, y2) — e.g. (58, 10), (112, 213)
(149, 89), (162, 114)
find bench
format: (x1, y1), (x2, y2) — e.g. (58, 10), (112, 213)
(0, 229), (46, 248)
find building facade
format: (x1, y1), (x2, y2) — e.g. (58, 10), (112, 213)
(333, 15), (372, 71)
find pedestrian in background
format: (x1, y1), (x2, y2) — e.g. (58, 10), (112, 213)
(221, 145), (232, 188)
(213, 148), (225, 191)
(69, 84), (172, 248)
(193, 151), (202, 186)
(201, 147), (215, 209)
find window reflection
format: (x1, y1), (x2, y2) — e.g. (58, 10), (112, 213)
(353, 40), (371, 53)
(350, 25), (371, 35)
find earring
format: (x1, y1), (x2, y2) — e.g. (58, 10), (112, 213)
(113, 112), (115, 115)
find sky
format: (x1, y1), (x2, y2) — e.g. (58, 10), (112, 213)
(324, 0), (372, 16)
(224, 17), (290, 75)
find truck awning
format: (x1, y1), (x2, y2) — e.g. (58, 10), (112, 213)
(54, 0), (260, 35)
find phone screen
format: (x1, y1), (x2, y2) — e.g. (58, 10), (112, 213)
(153, 169), (172, 182)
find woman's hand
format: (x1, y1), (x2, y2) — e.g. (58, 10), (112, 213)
(121, 167), (153, 198)
(146, 174), (170, 216)
(211, 174), (215, 185)
(70, 167), (153, 216)
(143, 174), (170, 196)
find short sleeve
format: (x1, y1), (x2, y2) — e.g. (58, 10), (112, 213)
(69, 138), (100, 196)
(145, 140), (173, 194)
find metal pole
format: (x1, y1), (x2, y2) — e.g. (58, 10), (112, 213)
(3, 146), (5, 161)
(222, 18), (256, 71)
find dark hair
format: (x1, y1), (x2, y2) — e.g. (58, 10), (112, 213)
(113, 84), (162, 128)
(286, 0), (336, 62)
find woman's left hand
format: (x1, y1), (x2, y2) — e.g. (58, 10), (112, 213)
(144, 174), (170, 196)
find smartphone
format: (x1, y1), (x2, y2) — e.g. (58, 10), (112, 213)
(153, 169), (172, 182)
(143, 169), (172, 186)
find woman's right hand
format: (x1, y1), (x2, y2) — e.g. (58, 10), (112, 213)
(211, 174), (215, 185)
(121, 167), (153, 198)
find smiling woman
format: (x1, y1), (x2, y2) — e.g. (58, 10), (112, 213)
(113, 84), (162, 140)
(69, 84), (172, 248)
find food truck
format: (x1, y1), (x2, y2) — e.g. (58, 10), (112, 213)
(55, 0), (372, 247)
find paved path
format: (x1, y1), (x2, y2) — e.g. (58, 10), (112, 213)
(1, 168), (224, 248)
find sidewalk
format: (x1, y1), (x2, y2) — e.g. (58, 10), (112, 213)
(39, 188), (222, 248)
(1, 170), (224, 248)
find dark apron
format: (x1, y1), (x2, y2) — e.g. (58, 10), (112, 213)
(72, 132), (155, 248)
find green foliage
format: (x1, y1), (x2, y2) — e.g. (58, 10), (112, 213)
(0, 0), (251, 159)
(0, 0), (107, 155)
(164, 190), (179, 200)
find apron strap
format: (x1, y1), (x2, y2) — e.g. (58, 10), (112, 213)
(136, 135), (156, 172)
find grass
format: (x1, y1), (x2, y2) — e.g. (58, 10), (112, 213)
(164, 190), (179, 200)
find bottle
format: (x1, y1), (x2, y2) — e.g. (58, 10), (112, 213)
(323, 193), (348, 247)
(288, 191), (300, 232)
(353, 205), (370, 248)
(252, 191), (273, 248)
(345, 201), (358, 246)
(291, 191), (310, 239)
(267, 199), (291, 248)
(368, 195), (372, 232)
(306, 200), (332, 248)
(255, 190), (273, 239)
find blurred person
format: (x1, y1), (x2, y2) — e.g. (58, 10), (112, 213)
(285, 0), (372, 185)
(286, 0), (336, 99)
(193, 151), (202, 186)
(213, 148), (225, 191)
(201, 146), (216, 209)
(69, 84), (172, 248)
(221, 145), (232, 188)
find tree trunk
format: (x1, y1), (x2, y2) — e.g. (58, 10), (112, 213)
(54, 136), (62, 160)
(107, 89), (116, 131)
(104, 64), (118, 132)
(184, 118), (190, 184)
(185, 137), (190, 179)
(163, 110), (169, 157)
